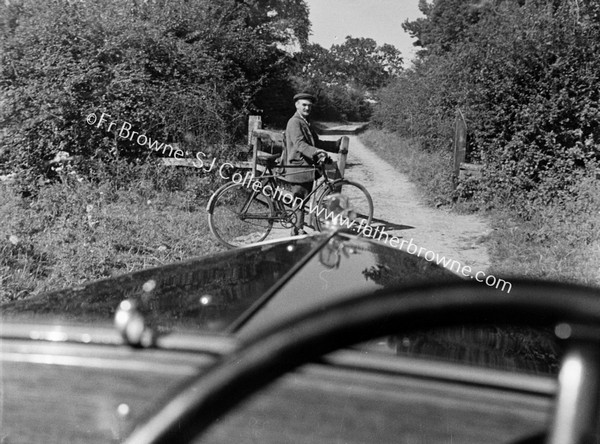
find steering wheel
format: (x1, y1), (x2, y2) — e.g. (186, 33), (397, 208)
(124, 279), (600, 444)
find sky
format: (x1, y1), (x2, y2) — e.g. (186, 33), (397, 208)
(303, 0), (424, 64)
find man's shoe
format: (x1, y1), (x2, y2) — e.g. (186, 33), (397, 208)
(290, 227), (308, 236)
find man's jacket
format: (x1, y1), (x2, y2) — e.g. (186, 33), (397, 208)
(282, 112), (339, 183)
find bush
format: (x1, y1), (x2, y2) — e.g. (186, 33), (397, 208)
(374, 1), (600, 213)
(369, 0), (600, 285)
(0, 0), (308, 193)
(359, 129), (454, 206)
(372, 55), (457, 149)
(458, 1), (600, 213)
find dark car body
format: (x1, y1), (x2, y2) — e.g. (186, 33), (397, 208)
(0, 230), (559, 443)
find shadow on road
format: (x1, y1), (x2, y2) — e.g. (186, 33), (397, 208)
(368, 216), (414, 232)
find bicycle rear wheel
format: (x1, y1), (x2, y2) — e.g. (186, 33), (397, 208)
(208, 182), (275, 248)
(314, 180), (373, 232)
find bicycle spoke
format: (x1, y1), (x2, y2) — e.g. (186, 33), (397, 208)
(208, 182), (275, 248)
(314, 180), (374, 232)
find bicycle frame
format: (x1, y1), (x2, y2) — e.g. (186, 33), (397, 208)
(207, 156), (373, 248)
(246, 162), (338, 227)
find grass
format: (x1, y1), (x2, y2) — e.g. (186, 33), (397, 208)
(486, 180), (600, 285)
(0, 161), (227, 302)
(359, 129), (454, 207)
(0, 125), (356, 302)
(360, 128), (600, 287)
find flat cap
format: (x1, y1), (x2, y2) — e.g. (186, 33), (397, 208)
(293, 92), (316, 103)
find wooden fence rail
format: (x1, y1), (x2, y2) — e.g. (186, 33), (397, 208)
(162, 116), (349, 179)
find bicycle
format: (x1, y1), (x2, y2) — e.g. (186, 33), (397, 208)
(207, 151), (374, 248)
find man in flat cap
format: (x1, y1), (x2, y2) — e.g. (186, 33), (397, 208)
(282, 92), (341, 235)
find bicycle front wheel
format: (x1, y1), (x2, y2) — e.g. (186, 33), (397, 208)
(314, 180), (373, 232)
(208, 182), (275, 248)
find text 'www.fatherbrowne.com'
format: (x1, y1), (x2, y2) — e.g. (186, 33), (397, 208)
(306, 201), (512, 293)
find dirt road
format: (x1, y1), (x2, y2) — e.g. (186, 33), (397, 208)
(323, 134), (491, 275)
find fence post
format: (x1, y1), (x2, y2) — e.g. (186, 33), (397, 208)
(338, 136), (349, 179)
(248, 116), (262, 177)
(453, 109), (467, 190)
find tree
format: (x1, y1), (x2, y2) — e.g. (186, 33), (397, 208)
(330, 37), (403, 89)
(294, 37), (402, 90)
(238, 0), (311, 47)
(402, 0), (492, 55)
(287, 36), (403, 121)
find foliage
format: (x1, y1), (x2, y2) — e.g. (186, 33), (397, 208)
(0, 0), (310, 193)
(297, 37), (403, 90)
(0, 163), (226, 301)
(487, 176), (600, 286)
(313, 84), (373, 122)
(290, 37), (403, 122)
(333, 37), (402, 89)
(463, 0), (600, 213)
(372, 55), (458, 149)
(376, 0), (600, 215)
(402, 0), (489, 55)
(359, 129), (454, 207)
(241, 0), (311, 47)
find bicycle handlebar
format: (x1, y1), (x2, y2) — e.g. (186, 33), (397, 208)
(315, 152), (332, 166)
